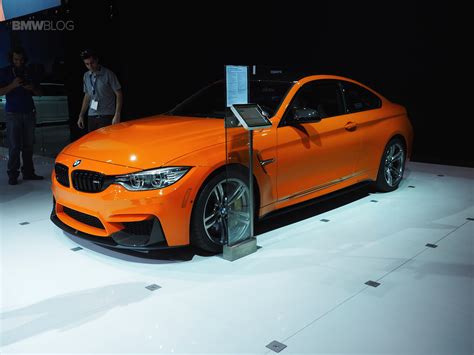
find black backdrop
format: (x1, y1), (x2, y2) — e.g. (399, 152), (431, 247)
(61, 0), (470, 166)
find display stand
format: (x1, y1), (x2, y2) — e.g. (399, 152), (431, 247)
(222, 104), (272, 261)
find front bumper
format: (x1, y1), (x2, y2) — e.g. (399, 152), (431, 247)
(51, 154), (206, 249)
(50, 201), (171, 250)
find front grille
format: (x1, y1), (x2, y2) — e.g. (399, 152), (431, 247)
(55, 163), (70, 187)
(122, 219), (154, 236)
(72, 170), (105, 193)
(63, 206), (104, 229)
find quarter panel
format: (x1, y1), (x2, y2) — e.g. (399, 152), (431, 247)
(353, 103), (413, 179)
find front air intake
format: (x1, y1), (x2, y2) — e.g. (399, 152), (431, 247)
(63, 206), (105, 229)
(55, 163), (70, 187)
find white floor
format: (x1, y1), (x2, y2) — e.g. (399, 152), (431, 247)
(1, 149), (473, 355)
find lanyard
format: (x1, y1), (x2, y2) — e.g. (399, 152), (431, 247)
(90, 72), (97, 97)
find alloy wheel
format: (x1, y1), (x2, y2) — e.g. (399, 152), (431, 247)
(203, 178), (250, 245)
(383, 142), (405, 187)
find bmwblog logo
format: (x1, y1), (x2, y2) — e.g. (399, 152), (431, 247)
(12, 20), (75, 31)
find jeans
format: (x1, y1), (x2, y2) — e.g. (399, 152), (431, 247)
(88, 115), (114, 132)
(5, 111), (36, 178)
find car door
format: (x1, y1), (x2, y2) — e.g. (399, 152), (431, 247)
(276, 79), (362, 205)
(340, 80), (384, 174)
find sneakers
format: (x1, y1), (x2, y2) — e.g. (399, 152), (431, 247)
(23, 173), (44, 180)
(8, 177), (18, 185)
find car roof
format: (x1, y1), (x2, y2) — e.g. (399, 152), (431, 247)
(250, 72), (313, 83)
(249, 72), (357, 84)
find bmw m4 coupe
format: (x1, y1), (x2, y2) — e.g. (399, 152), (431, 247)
(51, 74), (413, 252)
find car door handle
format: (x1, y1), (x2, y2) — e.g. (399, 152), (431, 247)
(344, 121), (357, 131)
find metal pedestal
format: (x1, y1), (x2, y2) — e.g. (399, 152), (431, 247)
(222, 130), (258, 261)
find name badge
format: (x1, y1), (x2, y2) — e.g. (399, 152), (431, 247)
(90, 100), (99, 111)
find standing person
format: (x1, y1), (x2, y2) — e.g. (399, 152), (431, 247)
(77, 49), (122, 132)
(0, 47), (43, 185)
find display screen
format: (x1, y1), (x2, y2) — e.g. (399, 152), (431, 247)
(231, 104), (272, 129)
(0, 0), (60, 22)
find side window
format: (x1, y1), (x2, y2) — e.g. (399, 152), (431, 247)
(284, 80), (344, 122)
(342, 81), (381, 113)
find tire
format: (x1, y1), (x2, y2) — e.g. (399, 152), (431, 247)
(374, 138), (406, 192)
(190, 169), (251, 253)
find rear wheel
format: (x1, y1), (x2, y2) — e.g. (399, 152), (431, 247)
(190, 170), (251, 253)
(374, 138), (406, 192)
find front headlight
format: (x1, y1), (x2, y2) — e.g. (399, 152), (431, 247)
(114, 167), (191, 191)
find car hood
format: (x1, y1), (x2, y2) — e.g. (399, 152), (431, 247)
(62, 115), (226, 169)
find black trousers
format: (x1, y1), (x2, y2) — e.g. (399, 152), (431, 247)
(5, 112), (36, 178)
(88, 115), (114, 132)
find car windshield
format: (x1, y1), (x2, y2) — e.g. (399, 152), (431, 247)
(169, 80), (294, 118)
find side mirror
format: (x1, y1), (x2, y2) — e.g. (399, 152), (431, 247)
(293, 108), (321, 123)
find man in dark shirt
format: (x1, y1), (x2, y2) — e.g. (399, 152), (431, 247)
(0, 47), (43, 185)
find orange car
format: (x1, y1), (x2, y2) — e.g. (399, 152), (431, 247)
(51, 75), (413, 252)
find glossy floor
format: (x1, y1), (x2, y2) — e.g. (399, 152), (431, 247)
(1, 149), (473, 354)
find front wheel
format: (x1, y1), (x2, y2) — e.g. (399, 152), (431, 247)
(374, 138), (406, 192)
(190, 170), (251, 253)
